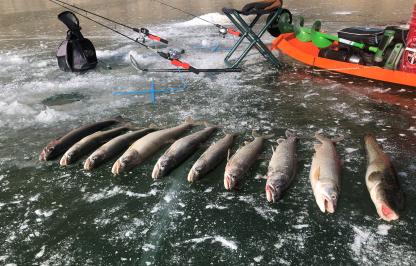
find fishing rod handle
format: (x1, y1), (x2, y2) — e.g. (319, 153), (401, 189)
(171, 59), (199, 74)
(227, 28), (241, 37)
(133, 27), (169, 44)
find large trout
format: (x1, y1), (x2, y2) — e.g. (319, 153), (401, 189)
(111, 120), (194, 175)
(224, 132), (273, 190)
(187, 133), (235, 182)
(152, 126), (217, 179)
(364, 134), (405, 221)
(310, 133), (342, 213)
(39, 116), (125, 161)
(60, 126), (131, 166)
(84, 128), (157, 171)
(265, 130), (298, 203)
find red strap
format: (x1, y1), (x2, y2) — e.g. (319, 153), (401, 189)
(171, 59), (190, 69)
(227, 28), (241, 37)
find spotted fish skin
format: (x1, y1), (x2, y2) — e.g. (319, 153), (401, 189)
(187, 134), (235, 182)
(364, 134), (405, 222)
(265, 130), (298, 203)
(224, 133), (273, 190)
(39, 116), (125, 161)
(309, 133), (341, 214)
(152, 126), (217, 179)
(111, 122), (193, 175)
(60, 126), (130, 166)
(84, 128), (157, 171)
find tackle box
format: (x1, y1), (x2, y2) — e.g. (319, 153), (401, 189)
(338, 27), (384, 46)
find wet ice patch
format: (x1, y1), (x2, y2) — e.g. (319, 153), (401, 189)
(178, 235), (238, 251)
(377, 224), (392, 236)
(206, 204), (228, 210)
(35, 245), (46, 258)
(253, 255), (263, 263)
(35, 107), (71, 124)
(34, 209), (55, 218)
(292, 224), (309, 230)
(83, 186), (157, 203)
(345, 148), (359, 153)
(350, 225), (415, 264)
(213, 236), (238, 250)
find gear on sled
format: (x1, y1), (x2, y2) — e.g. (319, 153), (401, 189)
(56, 11), (98, 72)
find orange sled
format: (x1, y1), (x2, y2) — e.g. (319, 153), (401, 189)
(271, 33), (416, 87)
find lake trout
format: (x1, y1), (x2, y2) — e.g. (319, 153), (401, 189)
(187, 133), (235, 182)
(39, 116), (125, 161)
(309, 133), (342, 213)
(265, 130), (298, 203)
(364, 134), (405, 222)
(83, 128), (157, 171)
(152, 126), (218, 179)
(224, 132), (273, 190)
(60, 126), (131, 166)
(111, 119), (194, 175)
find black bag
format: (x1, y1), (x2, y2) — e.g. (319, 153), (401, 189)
(56, 11), (97, 72)
(338, 27), (384, 46)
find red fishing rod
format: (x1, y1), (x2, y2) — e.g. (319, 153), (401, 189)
(153, 0), (241, 38)
(52, 0), (169, 44)
(49, 0), (199, 73)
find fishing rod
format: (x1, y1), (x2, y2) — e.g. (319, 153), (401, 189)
(153, 0), (241, 37)
(130, 54), (242, 73)
(49, 0), (199, 73)
(52, 0), (168, 44)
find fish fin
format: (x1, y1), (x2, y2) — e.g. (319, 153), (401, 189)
(271, 145), (275, 154)
(285, 129), (297, 139)
(184, 116), (196, 125)
(331, 134), (344, 143)
(314, 132), (329, 143)
(184, 116), (209, 126)
(148, 123), (159, 129)
(203, 121), (221, 129)
(252, 130), (274, 140)
(311, 166), (320, 181)
(314, 143), (322, 151)
(277, 138), (285, 144)
(112, 115), (131, 123)
(122, 122), (141, 131)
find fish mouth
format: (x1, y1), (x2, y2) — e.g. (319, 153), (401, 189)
(323, 196), (337, 213)
(265, 184), (279, 203)
(224, 174), (236, 190)
(59, 155), (69, 166)
(83, 158), (93, 171)
(152, 161), (163, 180)
(39, 150), (47, 161)
(187, 169), (199, 183)
(376, 202), (399, 222)
(111, 160), (124, 175)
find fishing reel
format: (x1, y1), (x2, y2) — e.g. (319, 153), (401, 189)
(218, 26), (228, 38)
(157, 49), (186, 60)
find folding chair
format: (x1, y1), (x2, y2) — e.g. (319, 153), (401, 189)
(222, 1), (290, 68)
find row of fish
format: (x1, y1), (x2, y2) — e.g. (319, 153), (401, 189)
(39, 118), (405, 222)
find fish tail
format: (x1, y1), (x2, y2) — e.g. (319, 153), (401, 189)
(112, 115), (131, 123)
(285, 129), (297, 140)
(252, 130), (274, 139)
(315, 132), (343, 143)
(122, 122), (141, 131)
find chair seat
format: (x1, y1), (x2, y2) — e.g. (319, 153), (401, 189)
(223, 1), (278, 16)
